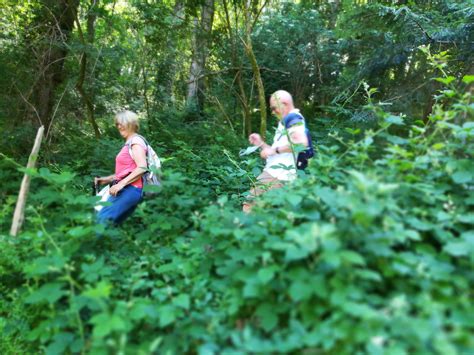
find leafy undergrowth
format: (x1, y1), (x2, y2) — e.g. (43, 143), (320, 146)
(1, 81), (473, 354)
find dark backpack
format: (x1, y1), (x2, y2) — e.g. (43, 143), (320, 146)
(282, 112), (314, 170)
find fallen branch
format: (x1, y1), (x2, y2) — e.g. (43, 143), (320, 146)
(10, 126), (45, 236)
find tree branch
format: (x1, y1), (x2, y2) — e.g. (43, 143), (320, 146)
(250, 0), (270, 32)
(186, 66), (290, 84)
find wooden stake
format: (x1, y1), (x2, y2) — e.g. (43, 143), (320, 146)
(10, 126), (44, 236)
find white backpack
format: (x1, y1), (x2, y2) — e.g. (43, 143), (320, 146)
(127, 135), (162, 196)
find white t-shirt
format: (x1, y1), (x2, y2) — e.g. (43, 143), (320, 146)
(264, 110), (306, 181)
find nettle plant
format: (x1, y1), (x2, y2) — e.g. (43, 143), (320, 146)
(188, 74), (473, 353)
(1, 168), (217, 354)
(1, 74), (472, 353)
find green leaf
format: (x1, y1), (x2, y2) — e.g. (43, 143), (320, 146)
(452, 171), (473, 184)
(463, 122), (474, 129)
(342, 302), (378, 319)
(83, 281), (112, 299)
(462, 75), (474, 84)
(285, 245), (309, 261)
(340, 250), (366, 266)
(257, 267), (277, 284)
(41, 170), (75, 184)
(173, 294), (190, 310)
(447, 159), (474, 184)
(363, 136), (373, 147)
(457, 214), (474, 224)
(348, 170), (371, 191)
(385, 115), (404, 125)
(159, 305), (177, 327)
(243, 282), (260, 298)
(444, 231), (474, 256)
(198, 343), (219, 355)
(45, 332), (74, 355)
(431, 143), (445, 150)
(68, 226), (93, 238)
(25, 283), (65, 304)
(355, 270), (382, 282)
(407, 217), (433, 231)
(461, 231), (474, 246)
(90, 312), (126, 338)
(130, 301), (159, 321)
(289, 280), (313, 302)
(24, 254), (66, 276)
(286, 194), (302, 207)
(255, 303), (278, 332)
(321, 251), (341, 267)
(80, 257), (112, 283)
(435, 76), (455, 85)
(444, 242), (468, 256)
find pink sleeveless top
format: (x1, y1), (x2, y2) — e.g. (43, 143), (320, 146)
(115, 135), (147, 188)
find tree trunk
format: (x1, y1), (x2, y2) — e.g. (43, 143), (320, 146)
(75, 2), (100, 138)
(243, 1), (267, 139)
(31, 0), (80, 133)
(238, 69), (252, 137)
(186, 0), (215, 111)
(327, 0), (341, 29)
(154, 0), (185, 107)
(223, 0), (251, 136)
(422, 81), (440, 122)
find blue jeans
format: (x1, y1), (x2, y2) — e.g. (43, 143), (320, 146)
(97, 185), (142, 225)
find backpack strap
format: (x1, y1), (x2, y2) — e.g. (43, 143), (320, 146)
(283, 112), (305, 129)
(126, 135), (148, 152)
(126, 135), (149, 170)
(134, 134), (150, 148)
(283, 112), (315, 162)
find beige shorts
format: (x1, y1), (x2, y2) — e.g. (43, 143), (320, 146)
(248, 170), (283, 200)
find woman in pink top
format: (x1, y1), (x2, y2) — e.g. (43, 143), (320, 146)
(95, 111), (148, 225)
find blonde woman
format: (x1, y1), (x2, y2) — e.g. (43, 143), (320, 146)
(95, 110), (148, 224)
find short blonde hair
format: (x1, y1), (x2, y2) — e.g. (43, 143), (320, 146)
(114, 110), (139, 132)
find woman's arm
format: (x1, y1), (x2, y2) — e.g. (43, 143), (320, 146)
(95, 174), (115, 186)
(109, 144), (147, 196)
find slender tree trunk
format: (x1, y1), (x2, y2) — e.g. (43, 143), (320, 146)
(74, 3), (100, 138)
(31, 0), (80, 132)
(243, 1), (267, 138)
(186, 0), (215, 111)
(142, 59), (151, 119)
(155, 0), (185, 107)
(238, 69), (252, 137)
(223, 0), (251, 136)
(422, 82), (439, 122)
(327, 0), (341, 29)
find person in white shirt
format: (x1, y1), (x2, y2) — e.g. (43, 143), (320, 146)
(243, 90), (308, 213)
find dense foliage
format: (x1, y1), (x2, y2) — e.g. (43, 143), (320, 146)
(1, 0), (473, 354)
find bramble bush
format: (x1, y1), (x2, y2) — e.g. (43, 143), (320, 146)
(0, 76), (473, 354)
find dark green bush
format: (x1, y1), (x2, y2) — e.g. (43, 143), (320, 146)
(0, 77), (472, 354)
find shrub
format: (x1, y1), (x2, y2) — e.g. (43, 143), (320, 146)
(0, 76), (472, 353)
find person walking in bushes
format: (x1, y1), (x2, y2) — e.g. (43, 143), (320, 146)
(243, 90), (309, 213)
(95, 110), (148, 225)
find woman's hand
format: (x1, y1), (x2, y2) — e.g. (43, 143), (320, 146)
(95, 175), (114, 186)
(109, 182), (125, 196)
